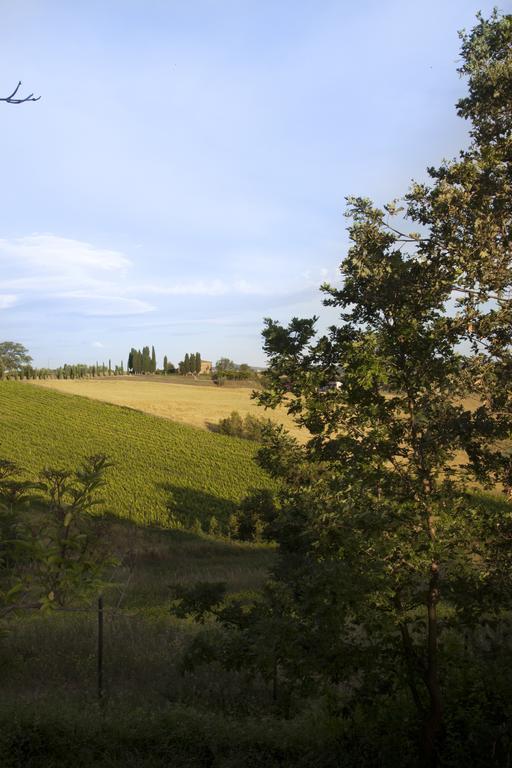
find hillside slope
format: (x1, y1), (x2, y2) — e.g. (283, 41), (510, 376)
(0, 382), (273, 528)
(31, 376), (303, 438)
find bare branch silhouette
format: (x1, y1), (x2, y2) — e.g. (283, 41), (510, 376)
(1, 81), (40, 104)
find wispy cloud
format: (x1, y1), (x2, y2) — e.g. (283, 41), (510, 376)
(0, 294), (18, 309)
(0, 234), (154, 318)
(56, 293), (154, 316)
(139, 278), (278, 297)
(0, 235), (130, 272)
(0, 233), (323, 326)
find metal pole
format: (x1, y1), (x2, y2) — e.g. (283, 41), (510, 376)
(97, 594), (104, 702)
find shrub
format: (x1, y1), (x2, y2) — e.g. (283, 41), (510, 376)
(234, 489), (277, 542)
(215, 412), (273, 443)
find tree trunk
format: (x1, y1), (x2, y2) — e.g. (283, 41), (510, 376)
(421, 562), (443, 767)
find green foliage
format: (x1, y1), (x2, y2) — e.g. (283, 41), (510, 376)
(0, 454), (115, 620)
(208, 515), (220, 536)
(127, 345), (158, 374)
(0, 341), (32, 377)
(0, 700), (358, 768)
(215, 411), (274, 442)
(216, 358), (237, 373)
(235, 489), (276, 542)
(33, 454), (115, 608)
(170, 580), (227, 622)
(178, 351), (204, 375)
(213, 363), (254, 384)
(244, 10), (512, 764)
(0, 382), (273, 528)
(218, 410), (243, 435)
(191, 516), (203, 535)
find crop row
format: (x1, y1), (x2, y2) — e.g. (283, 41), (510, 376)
(0, 382), (273, 527)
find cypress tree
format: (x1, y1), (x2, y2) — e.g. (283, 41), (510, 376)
(151, 346), (156, 373)
(184, 353), (190, 374)
(163, 355), (168, 373)
(142, 346), (150, 373)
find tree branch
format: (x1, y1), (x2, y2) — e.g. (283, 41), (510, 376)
(1, 81), (40, 104)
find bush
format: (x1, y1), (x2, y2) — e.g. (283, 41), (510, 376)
(215, 412), (273, 442)
(233, 489), (277, 542)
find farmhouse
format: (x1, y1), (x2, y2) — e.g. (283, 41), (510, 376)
(200, 360), (212, 374)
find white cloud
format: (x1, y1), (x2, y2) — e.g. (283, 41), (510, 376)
(139, 277), (294, 297)
(0, 294), (17, 309)
(147, 279), (229, 296)
(0, 234), (153, 318)
(140, 279), (252, 297)
(0, 235), (130, 272)
(0, 233), (321, 326)
(77, 295), (154, 316)
(92, 341), (104, 348)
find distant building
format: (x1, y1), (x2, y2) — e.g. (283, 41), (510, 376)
(200, 360), (212, 374)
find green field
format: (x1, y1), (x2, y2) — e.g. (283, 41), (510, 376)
(0, 378), (280, 759)
(0, 381), (273, 529)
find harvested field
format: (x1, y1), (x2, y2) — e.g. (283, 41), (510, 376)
(31, 377), (303, 438)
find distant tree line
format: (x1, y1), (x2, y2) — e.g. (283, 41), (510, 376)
(0, 339), (257, 383)
(55, 361), (125, 379)
(213, 358), (254, 384)
(162, 355), (175, 374)
(126, 347), (206, 376)
(127, 346), (157, 374)
(178, 352), (202, 375)
(0, 341), (125, 380)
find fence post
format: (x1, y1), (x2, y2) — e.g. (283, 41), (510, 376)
(97, 594), (104, 703)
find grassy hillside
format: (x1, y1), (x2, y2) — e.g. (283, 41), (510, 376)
(31, 376), (303, 438)
(0, 381), (273, 528)
(0, 380), (280, 761)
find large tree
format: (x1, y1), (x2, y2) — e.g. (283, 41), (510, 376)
(0, 341), (32, 376)
(250, 11), (512, 766)
(215, 357), (236, 373)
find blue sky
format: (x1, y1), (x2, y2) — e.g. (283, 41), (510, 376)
(0, 0), (500, 368)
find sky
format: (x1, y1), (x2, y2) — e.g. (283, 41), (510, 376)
(0, 0), (501, 369)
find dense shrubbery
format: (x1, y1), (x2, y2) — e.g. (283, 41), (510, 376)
(213, 411), (274, 442)
(0, 702), (368, 768)
(170, 12), (512, 767)
(212, 363), (257, 385)
(230, 489), (276, 541)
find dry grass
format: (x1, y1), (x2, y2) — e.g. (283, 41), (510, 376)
(31, 377), (303, 438)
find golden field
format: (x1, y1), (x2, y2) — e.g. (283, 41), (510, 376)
(31, 376), (303, 438)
